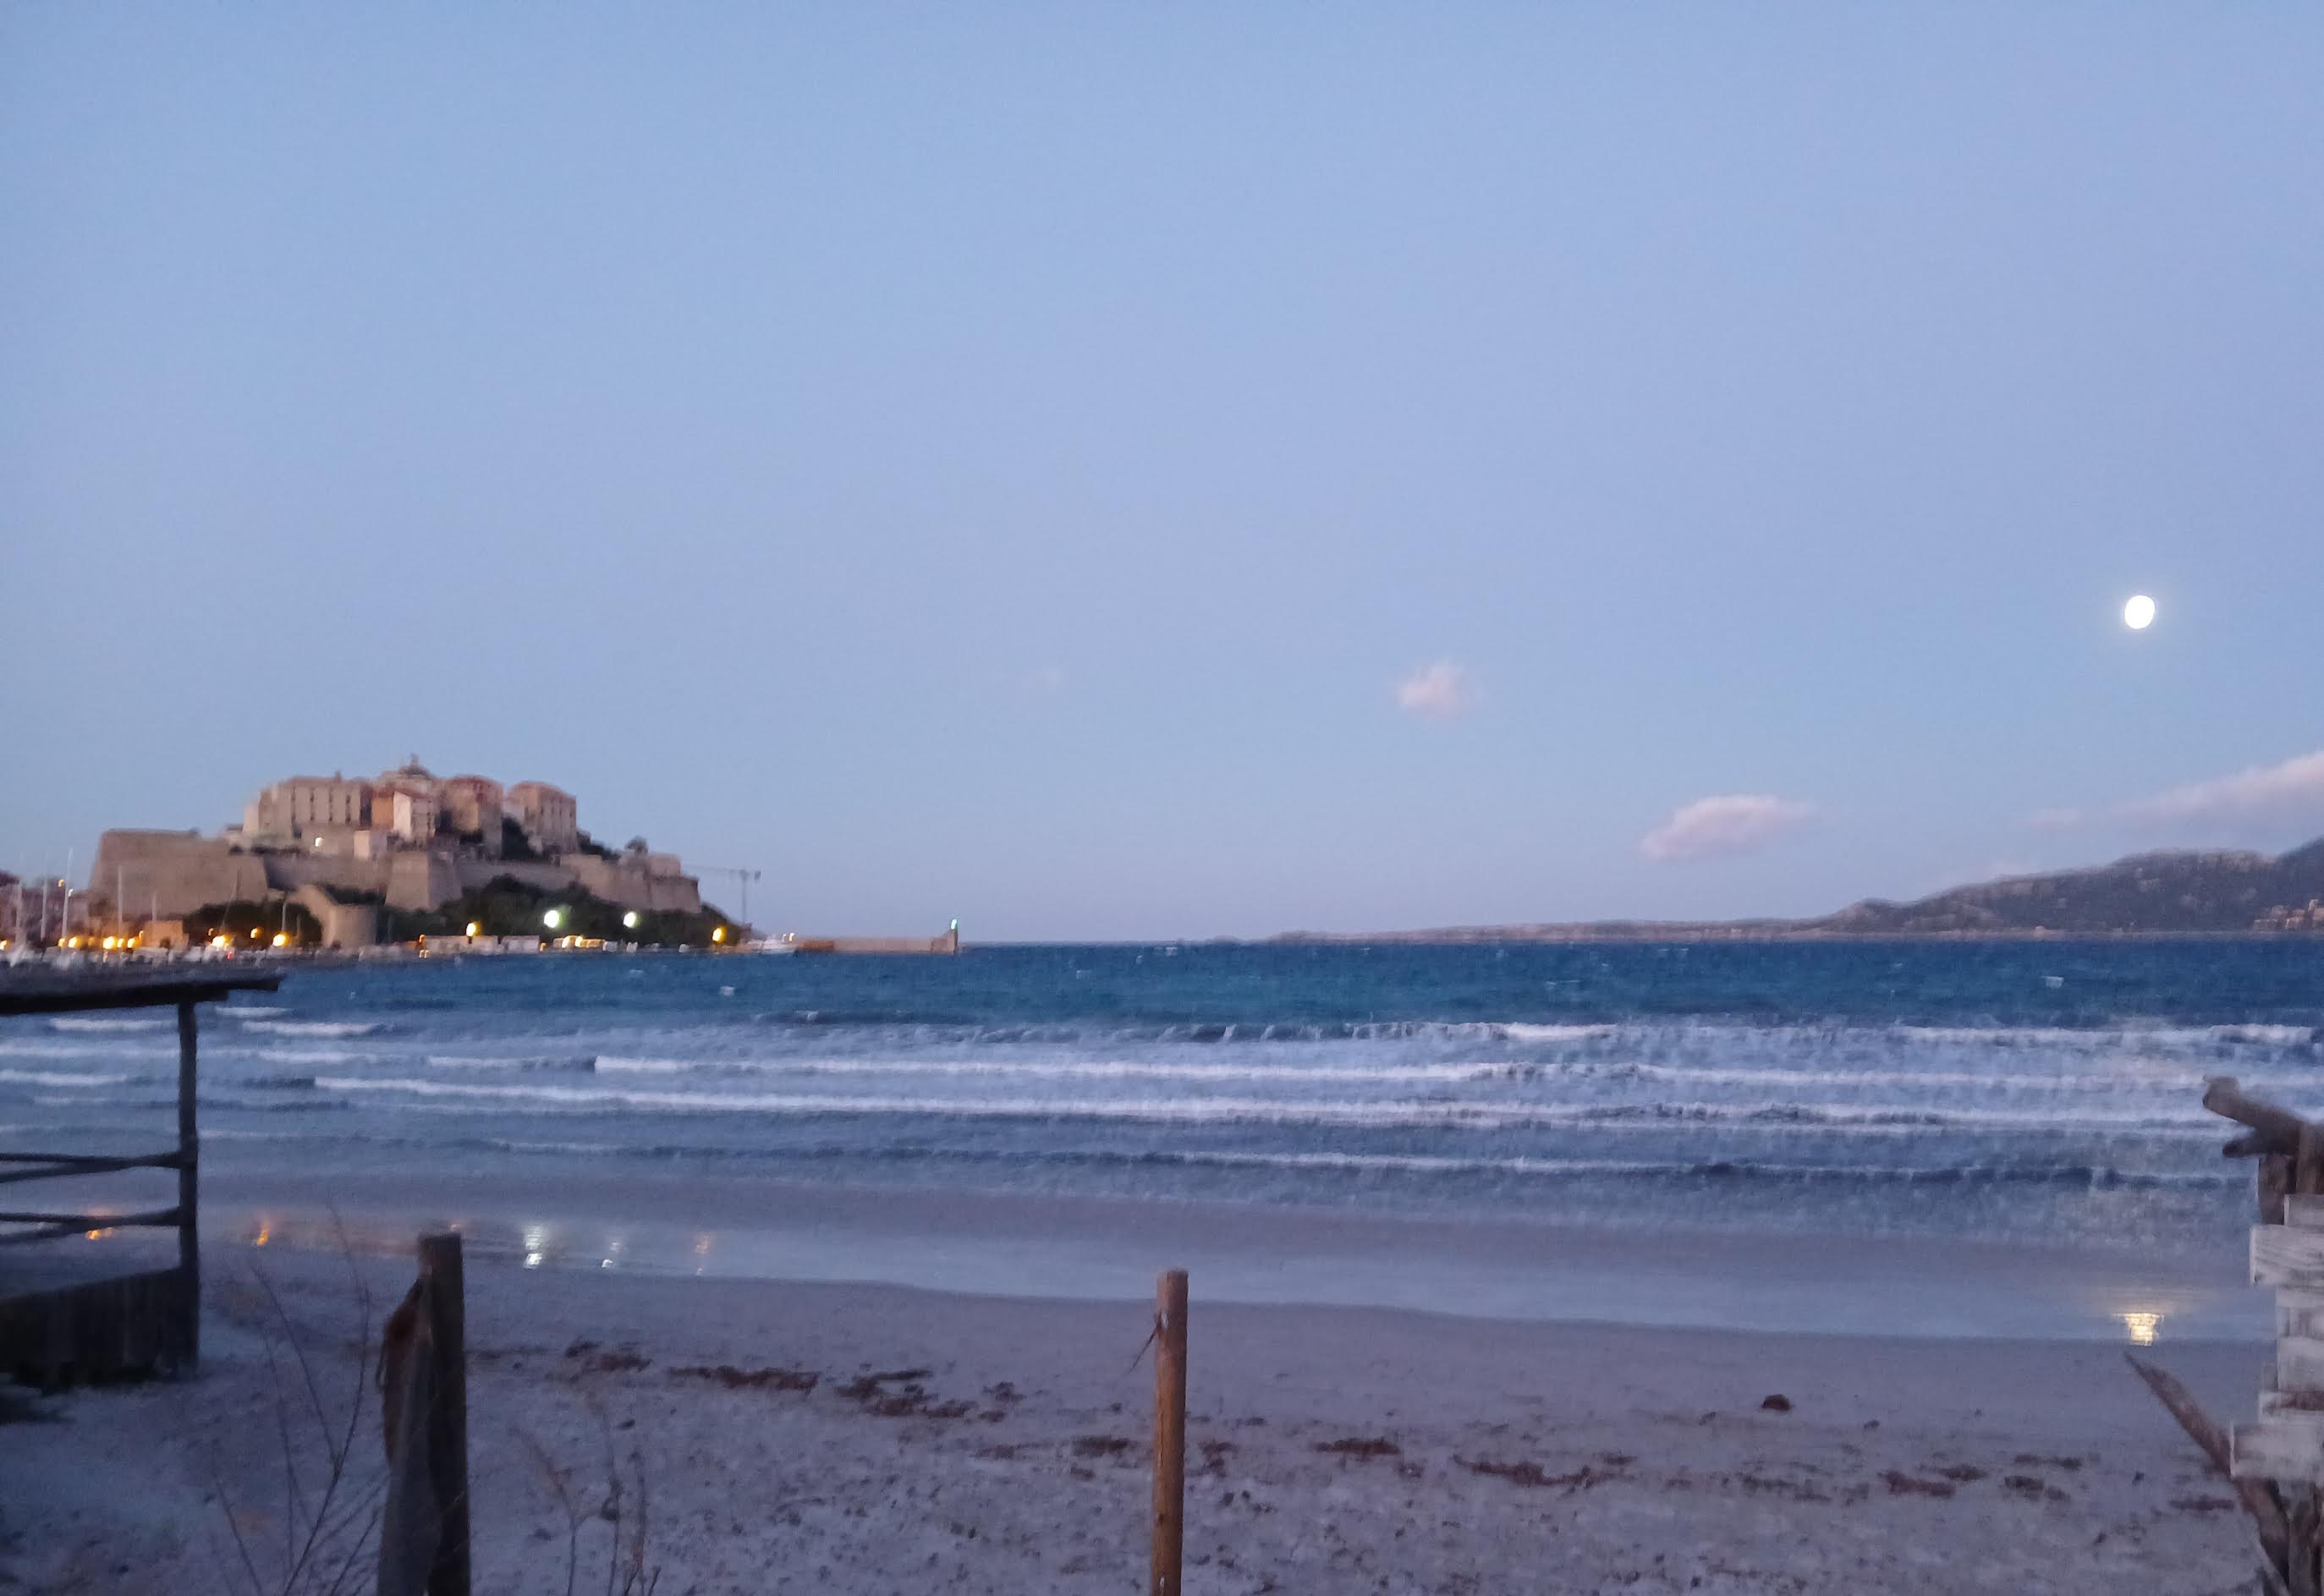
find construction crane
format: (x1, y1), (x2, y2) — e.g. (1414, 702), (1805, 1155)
(696, 865), (764, 927)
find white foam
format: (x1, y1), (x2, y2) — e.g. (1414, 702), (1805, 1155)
(424, 1054), (591, 1072)
(1495, 1023), (1619, 1043)
(0, 1068), (133, 1088)
(0, 1039), (172, 1061)
(2212, 1024), (2319, 1047)
(48, 1017), (170, 1033)
(305, 1075), (2216, 1134)
(239, 1020), (382, 1038)
(255, 1047), (365, 1065)
(593, 1056), (1521, 1084)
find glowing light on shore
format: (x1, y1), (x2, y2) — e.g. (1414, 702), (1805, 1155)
(623, 911), (640, 930)
(2122, 1311), (2161, 1346)
(2123, 595), (2156, 630)
(543, 908), (564, 930)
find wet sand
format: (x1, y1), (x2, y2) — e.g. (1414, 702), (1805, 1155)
(201, 1163), (2266, 1342)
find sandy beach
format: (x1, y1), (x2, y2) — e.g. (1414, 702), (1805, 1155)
(0, 1231), (2265, 1595)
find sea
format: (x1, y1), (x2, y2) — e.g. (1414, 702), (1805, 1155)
(4, 940), (2318, 1261)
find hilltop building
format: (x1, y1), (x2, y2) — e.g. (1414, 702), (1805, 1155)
(507, 781), (579, 853)
(91, 757), (704, 943)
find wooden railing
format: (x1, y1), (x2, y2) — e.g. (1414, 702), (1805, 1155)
(0, 999), (203, 1364)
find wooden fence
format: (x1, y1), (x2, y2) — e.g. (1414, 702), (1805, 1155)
(2133, 1076), (2324, 1596)
(380, 1237), (1196, 1596)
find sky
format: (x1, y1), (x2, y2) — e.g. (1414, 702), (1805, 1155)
(3, 5), (2321, 941)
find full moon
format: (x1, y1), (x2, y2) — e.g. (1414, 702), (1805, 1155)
(2123, 595), (2156, 630)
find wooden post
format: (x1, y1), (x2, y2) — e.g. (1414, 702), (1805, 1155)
(174, 1001), (199, 1369)
(419, 1231), (471, 1596)
(1151, 1269), (1188, 1596)
(2266, 1155), (2296, 1227)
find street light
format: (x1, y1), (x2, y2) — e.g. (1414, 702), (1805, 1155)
(543, 908), (564, 931)
(622, 910), (640, 930)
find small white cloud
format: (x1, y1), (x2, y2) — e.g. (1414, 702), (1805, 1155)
(2030, 750), (2324, 836)
(1639, 793), (1816, 864)
(1394, 661), (1478, 720)
(2122, 749), (2324, 827)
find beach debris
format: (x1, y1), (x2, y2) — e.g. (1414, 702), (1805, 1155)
(1457, 1456), (1616, 1491)
(670, 1363), (817, 1393)
(1879, 1470), (1955, 1499)
(1760, 1394), (1793, 1412)
(562, 1344), (651, 1375)
(1073, 1434), (1134, 1458)
(849, 1366), (932, 1386)
(1937, 1464), (1987, 1483)
(1312, 1436), (1401, 1460)
(2010, 1452), (2084, 1471)
(839, 1368), (972, 1419)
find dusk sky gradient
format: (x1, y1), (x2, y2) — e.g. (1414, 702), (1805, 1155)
(3, 5), (2320, 939)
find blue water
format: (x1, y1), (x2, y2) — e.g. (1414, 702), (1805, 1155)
(5, 941), (2319, 1256)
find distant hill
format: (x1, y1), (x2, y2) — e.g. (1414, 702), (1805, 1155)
(1274, 838), (2324, 942)
(1815, 840), (2324, 936)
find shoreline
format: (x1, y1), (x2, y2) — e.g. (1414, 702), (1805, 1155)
(195, 1165), (2266, 1345)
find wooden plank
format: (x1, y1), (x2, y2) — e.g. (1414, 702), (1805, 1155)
(2211, 1077), (2314, 1160)
(176, 1001), (200, 1369)
(0, 1206), (179, 1230)
(2259, 1392), (2324, 1418)
(2282, 1293), (2324, 1341)
(0, 1153), (180, 1186)
(2129, 1353), (2291, 1566)
(0, 973), (278, 1017)
(2255, 1226), (2324, 1288)
(2279, 1338), (2324, 1394)
(420, 1231), (470, 1596)
(2266, 1155), (2296, 1225)
(0, 1265), (193, 1386)
(2234, 1417), (2324, 1484)
(2292, 1197), (2324, 1231)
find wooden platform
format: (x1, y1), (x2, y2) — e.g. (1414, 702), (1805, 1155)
(0, 1262), (191, 1388)
(0, 965), (279, 1386)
